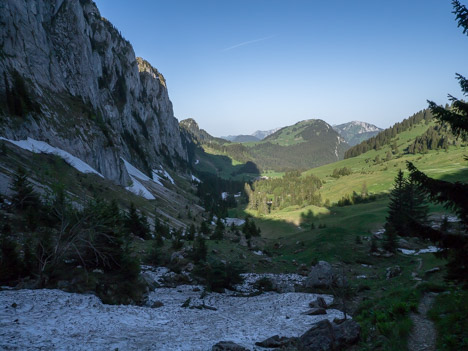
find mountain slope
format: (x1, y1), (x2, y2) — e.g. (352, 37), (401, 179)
(0, 0), (187, 186)
(333, 121), (382, 146)
(184, 118), (349, 175)
(221, 135), (260, 143)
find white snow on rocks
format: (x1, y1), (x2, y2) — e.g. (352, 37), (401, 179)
(191, 174), (201, 183)
(121, 158), (157, 200)
(235, 273), (308, 294)
(154, 167), (175, 185)
(398, 246), (441, 255)
(224, 218), (246, 227)
(0, 137), (103, 177)
(0, 286), (343, 351)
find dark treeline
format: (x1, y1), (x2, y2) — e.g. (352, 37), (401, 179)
(195, 171), (244, 218)
(345, 109), (434, 159)
(407, 124), (453, 154)
(246, 171), (322, 214)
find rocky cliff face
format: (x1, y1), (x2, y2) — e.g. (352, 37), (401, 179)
(0, 0), (187, 184)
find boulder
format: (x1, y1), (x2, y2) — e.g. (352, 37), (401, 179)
(170, 251), (185, 262)
(333, 320), (361, 348)
(304, 261), (334, 288)
(398, 238), (418, 250)
(151, 301), (164, 308)
(301, 308), (327, 316)
(298, 320), (335, 351)
(211, 341), (250, 351)
(309, 297), (328, 309)
(255, 335), (295, 348)
(297, 319), (360, 351)
(297, 264), (310, 276)
(386, 266), (402, 279)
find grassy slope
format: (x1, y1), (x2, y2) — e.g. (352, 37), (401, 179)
(302, 121), (468, 203)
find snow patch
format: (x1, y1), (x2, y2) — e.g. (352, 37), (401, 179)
(398, 246), (441, 255)
(0, 287), (344, 351)
(0, 137), (103, 177)
(191, 174), (201, 183)
(221, 192), (228, 200)
(224, 218), (245, 226)
(153, 167), (175, 185)
(121, 158), (156, 200)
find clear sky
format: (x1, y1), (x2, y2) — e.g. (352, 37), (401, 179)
(94, 0), (468, 137)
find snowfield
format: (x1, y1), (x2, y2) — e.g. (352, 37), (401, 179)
(0, 137), (103, 177)
(0, 285), (343, 351)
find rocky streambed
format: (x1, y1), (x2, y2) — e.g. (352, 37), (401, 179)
(0, 268), (356, 351)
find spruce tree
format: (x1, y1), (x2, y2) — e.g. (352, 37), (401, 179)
(10, 167), (40, 210)
(406, 0), (468, 287)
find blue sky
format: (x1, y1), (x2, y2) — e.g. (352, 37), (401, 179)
(94, 0), (468, 136)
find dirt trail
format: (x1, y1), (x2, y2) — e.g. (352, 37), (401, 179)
(408, 293), (437, 351)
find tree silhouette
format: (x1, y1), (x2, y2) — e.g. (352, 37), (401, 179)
(406, 0), (468, 287)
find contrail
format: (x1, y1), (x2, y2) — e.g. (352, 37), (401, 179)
(222, 35), (275, 52)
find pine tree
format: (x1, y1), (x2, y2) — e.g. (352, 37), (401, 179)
(192, 235), (207, 263)
(211, 218), (225, 240)
(10, 167), (40, 211)
(406, 0), (468, 287)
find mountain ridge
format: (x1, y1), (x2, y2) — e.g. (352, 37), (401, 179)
(332, 121), (382, 146)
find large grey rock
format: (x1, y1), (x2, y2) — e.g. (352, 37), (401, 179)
(309, 296), (328, 309)
(255, 335), (295, 348)
(297, 319), (360, 351)
(304, 261), (334, 288)
(211, 341), (250, 351)
(298, 320), (335, 351)
(386, 266), (402, 279)
(333, 320), (361, 348)
(0, 0), (187, 186)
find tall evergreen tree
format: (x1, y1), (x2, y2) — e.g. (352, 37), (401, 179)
(406, 0), (468, 287)
(10, 167), (40, 211)
(385, 170), (428, 252)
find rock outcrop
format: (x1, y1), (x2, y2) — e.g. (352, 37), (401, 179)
(0, 0), (187, 185)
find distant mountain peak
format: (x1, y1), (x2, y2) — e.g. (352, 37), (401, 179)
(332, 121), (382, 146)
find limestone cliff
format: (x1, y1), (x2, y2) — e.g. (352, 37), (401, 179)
(0, 0), (187, 184)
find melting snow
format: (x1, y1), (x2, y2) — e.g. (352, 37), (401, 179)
(0, 137), (103, 177)
(0, 285), (344, 351)
(154, 168), (175, 185)
(122, 158), (157, 200)
(398, 246), (441, 255)
(191, 174), (201, 183)
(224, 218), (245, 226)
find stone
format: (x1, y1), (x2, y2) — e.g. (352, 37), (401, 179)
(297, 319), (360, 351)
(170, 251), (185, 262)
(297, 264), (309, 276)
(309, 296), (328, 309)
(151, 301), (163, 308)
(333, 320), (361, 348)
(304, 261), (334, 288)
(255, 335), (295, 348)
(211, 341), (250, 351)
(301, 308), (327, 315)
(386, 266), (402, 279)
(298, 320), (335, 351)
